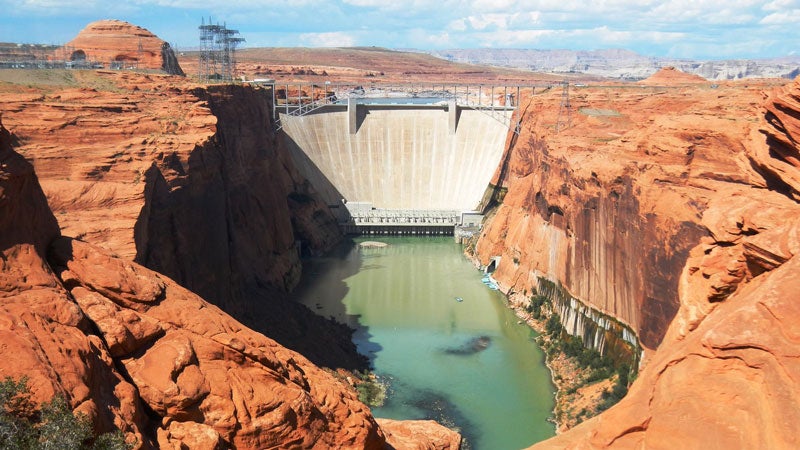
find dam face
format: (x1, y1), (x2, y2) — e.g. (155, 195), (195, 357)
(279, 100), (513, 232)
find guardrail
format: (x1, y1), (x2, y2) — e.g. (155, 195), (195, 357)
(267, 82), (534, 133)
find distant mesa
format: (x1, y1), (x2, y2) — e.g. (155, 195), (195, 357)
(639, 66), (707, 85)
(65, 19), (184, 75)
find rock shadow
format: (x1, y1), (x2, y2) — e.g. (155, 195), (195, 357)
(291, 238), (384, 368)
(381, 381), (477, 450)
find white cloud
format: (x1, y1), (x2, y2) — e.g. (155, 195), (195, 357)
(298, 31), (356, 47)
(760, 9), (800, 24)
(1, 0), (798, 59)
(466, 13), (511, 31)
(448, 19), (467, 32)
(762, 0), (800, 11)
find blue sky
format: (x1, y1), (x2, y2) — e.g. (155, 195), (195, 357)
(1, 0), (798, 60)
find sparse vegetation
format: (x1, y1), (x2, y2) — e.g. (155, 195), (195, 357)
(0, 376), (131, 450)
(524, 291), (634, 431)
(354, 371), (387, 407)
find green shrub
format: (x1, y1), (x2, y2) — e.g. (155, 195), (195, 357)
(0, 377), (131, 450)
(545, 314), (562, 337)
(355, 372), (386, 407)
(527, 295), (549, 319)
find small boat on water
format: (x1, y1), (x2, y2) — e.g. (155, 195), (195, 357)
(455, 297), (463, 302)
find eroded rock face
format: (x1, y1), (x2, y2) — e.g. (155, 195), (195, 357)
(748, 76), (800, 200)
(377, 419), (462, 450)
(1, 119), (390, 448)
(475, 77), (781, 350)
(1, 118), (153, 444)
(475, 76), (800, 448)
(0, 71), (360, 369)
(530, 244), (800, 449)
(66, 20), (184, 75)
(49, 237), (386, 449)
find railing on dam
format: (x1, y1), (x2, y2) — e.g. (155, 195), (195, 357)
(337, 204), (483, 236)
(274, 85), (515, 231)
(264, 82), (538, 133)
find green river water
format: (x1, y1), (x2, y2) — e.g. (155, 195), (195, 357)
(294, 236), (555, 449)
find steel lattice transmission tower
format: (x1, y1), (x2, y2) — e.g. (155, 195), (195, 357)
(199, 17), (245, 82)
(555, 79), (572, 133)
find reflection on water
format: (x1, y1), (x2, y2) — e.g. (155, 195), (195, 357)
(293, 237), (555, 450)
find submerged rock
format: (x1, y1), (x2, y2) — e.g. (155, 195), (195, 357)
(443, 335), (492, 355)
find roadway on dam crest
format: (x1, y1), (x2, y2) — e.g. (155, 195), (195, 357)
(279, 102), (513, 215)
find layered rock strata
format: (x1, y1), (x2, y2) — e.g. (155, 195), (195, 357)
(476, 70), (779, 350)
(0, 71), (359, 369)
(2, 117), (462, 448)
(471, 69), (800, 447)
(65, 20), (184, 75)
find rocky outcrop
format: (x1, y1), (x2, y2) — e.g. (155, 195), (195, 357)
(531, 249), (800, 449)
(2, 117), (461, 449)
(748, 76), (800, 200)
(2, 117), (381, 448)
(49, 237), (385, 449)
(378, 419), (462, 450)
(638, 66), (707, 85)
(0, 72), (361, 369)
(475, 74), (800, 447)
(65, 20), (184, 75)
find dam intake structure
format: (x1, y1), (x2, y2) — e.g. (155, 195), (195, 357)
(272, 82), (529, 235)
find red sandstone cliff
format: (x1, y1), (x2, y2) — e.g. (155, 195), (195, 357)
(65, 20), (184, 75)
(476, 77), (778, 350)
(1, 116), (461, 448)
(0, 71), (362, 369)
(474, 75), (800, 447)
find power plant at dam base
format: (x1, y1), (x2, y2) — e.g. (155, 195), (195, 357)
(275, 84), (519, 236)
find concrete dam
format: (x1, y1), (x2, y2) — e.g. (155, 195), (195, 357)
(277, 86), (517, 234)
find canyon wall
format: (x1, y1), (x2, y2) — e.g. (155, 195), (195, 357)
(473, 71), (800, 447)
(475, 79), (730, 349)
(0, 118), (460, 449)
(0, 71), (361, 369)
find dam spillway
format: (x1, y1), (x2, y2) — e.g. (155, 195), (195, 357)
(277, 91), (515, 233)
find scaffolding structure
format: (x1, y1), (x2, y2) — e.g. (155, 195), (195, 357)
(199, 17), (245, 82)
(0, 43), (88, 69)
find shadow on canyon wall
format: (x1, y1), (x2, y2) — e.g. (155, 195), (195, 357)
(132, 85), (369, 371)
